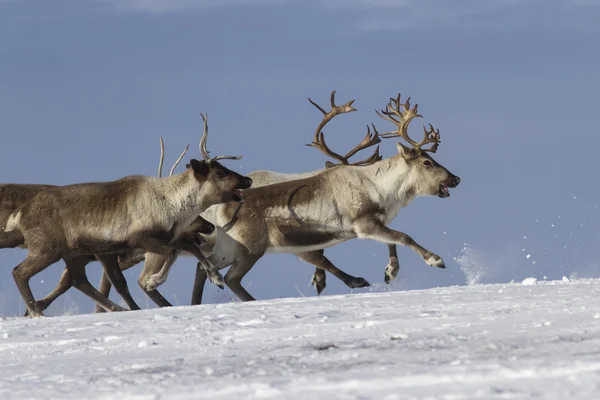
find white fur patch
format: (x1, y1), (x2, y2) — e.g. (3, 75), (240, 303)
(4, 210), (21, 232)
(425, 254), (445, 268)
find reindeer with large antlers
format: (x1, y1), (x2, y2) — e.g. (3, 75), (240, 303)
(134, 90), (461, 305)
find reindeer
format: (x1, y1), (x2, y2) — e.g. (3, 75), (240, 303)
(4, 113), (252, 317)
(0, 139), (215, 316)
(141, 92), (460, 305)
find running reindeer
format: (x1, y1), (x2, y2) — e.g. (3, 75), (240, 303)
(9, 141), (216, 316)
(4, 113), (251, 317)
(145, 91), (460, 304)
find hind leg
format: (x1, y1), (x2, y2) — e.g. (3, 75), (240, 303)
(65, 256), (127, 312)
(94, 271), (113, 313)
(96, 254), (140, 311)
(24, 266), (72, 317)
(13, 252), (61, 318)
(297, 250), (370, 295)
(224, 250), (263, 302)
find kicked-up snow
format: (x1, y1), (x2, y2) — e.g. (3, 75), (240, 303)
(1, 279), (600, 399)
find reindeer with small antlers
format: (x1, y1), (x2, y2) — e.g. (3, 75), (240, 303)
(4, 113), (251, 317)
(16, 140), (217, 316)
(136, 90), (460, 305)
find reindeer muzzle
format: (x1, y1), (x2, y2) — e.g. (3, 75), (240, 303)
(437, 175), (460, 198)
(239, 177), (253, 189)
(198, 222), (215, 235)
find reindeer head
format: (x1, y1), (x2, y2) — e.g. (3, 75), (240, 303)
(181, 113), (252, 206)
(187, 158), (252, 203)
(377, 94), (460, 198)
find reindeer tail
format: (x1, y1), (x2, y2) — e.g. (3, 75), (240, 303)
(4, 210), (22, 233)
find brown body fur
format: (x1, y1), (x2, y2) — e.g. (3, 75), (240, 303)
(5, 159), (251, 317)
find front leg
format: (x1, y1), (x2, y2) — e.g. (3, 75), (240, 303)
(131, 235), (182, 291)
(191, 263), (207, 305)
(385, 244), (400, 284)
(173, 236), (224, 289)
(355, 221), (445, 268)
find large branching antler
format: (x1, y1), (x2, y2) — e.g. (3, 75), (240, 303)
(376, 93), (440, 154)
(306, 90), (382, 168)
(158, 137), (190, 177)
(199, 113), (243, 162)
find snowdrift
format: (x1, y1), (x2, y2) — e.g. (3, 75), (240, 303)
(1, 279), (600, 399)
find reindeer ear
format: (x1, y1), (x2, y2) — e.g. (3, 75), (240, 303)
(397, 143), (418, 160)
(189, 159), (209, 176)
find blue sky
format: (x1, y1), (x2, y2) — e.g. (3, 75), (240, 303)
(1, 0), (599, 315)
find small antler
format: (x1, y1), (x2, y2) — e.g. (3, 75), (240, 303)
(376, 93), (440, 153)
(306, 91), (381, 167)
(158, 137), (165, 178)
(169, 144), (189, 175)
(199, 113), (242, 162)
(158, 137), (190, 177)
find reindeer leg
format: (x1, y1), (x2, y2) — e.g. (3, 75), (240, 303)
(24, 266), (72, 317)
(137, 252), (176, 307)
(311, 268), (327, 295)
(95, 251), (144, 313)
(131, 236), (182, 292)
(356, 222), (445, 268)
(224, 251), (262, 302)
(94, 270), (112, 313)
(384, 244), (400, 284)
(13, 251), (61, 318)
(65, 256), (127, 312)
(297, 250), (370, 294)
(175, 237), (225, 289)
(96, 254), (141, 311)
(191, 263), (207, 305)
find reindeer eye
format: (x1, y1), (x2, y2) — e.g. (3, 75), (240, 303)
(422, 160), (432, 167)
(214, 169), (227, 179)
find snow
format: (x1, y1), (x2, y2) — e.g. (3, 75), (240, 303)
(2, 280), (600, 399)
(521, 277), (538, 285)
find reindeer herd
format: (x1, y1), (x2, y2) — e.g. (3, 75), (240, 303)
(0, 90), (460, 318)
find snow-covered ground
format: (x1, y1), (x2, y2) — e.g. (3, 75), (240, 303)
(1, 279), (600, 400)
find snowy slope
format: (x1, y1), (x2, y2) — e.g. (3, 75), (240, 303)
(1, 279), (600, 400)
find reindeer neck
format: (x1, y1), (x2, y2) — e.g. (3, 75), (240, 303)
(360, 155), (418, 218)
(155, 172), (203, 216)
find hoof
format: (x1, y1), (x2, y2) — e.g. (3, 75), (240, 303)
(24, 310), (45, 318)
(348, 277), (370, 289)
(144, 273), (166, 291)
(425, 254), (445, 269)
(94, 305), (107, 313)
(311, 270), (326, 295)
(207, 270), (225, 290)
(384, 257), (399, 284)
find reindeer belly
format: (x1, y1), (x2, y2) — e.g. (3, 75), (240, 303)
(266, 226), (352, 254)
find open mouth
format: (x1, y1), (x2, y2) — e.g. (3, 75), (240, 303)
(437, 184), (450, 198)
(197, 223), (215, 235)
(231, 189), (246, 203)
